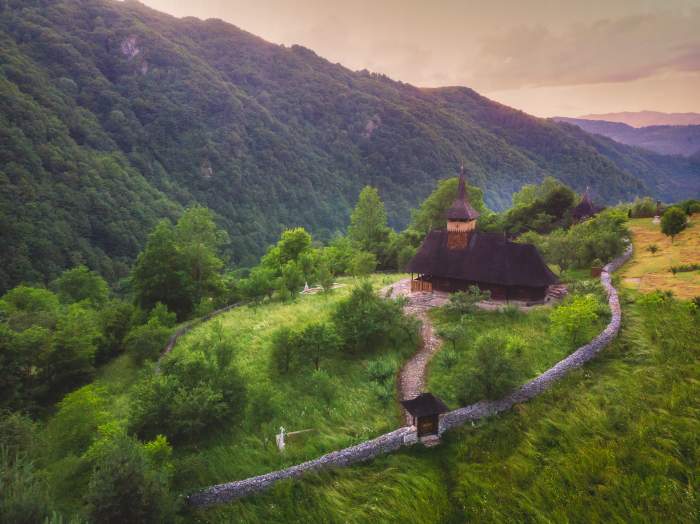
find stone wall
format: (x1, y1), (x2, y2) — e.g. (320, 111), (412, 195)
(188, 245), (633, 507)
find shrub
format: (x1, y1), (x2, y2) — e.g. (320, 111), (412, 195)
(124, 320), (172, 364)
(86, 433), (174, 524)
(646, 244), (659, 254)
(332, 281), (410, 354)
(455, 333), (527, 404)
(549, 295), (599, 346)
(271, 326), (296, 374)
(367, 357), (396, 384)
(445, 286), (490, 315)
(130, 336), (245, 443)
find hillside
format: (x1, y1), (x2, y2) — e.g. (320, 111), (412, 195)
(579, 110), (700, 127)
(555, 117), (700, 157)
(1, 0), (699, 292)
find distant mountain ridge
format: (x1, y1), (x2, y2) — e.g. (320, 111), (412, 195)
(578, 111), (700, 128)
(554, 117), (700, 157)
(0, 0), (698, 292)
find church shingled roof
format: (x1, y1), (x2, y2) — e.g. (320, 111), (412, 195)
(400, 392), (450, 418)
(572, 189), (604, 220)
(406, 231), (559, 287)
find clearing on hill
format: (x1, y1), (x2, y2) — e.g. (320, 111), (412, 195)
(621, 214), (700, 299)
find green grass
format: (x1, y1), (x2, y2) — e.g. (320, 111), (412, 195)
(426, 296), (608, 408)
(195, 292), (699, 523)
(161, 274), (415, 492)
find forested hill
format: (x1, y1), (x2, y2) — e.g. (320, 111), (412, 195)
(554, 117), (700, 157)
(1, 0), (698, 291)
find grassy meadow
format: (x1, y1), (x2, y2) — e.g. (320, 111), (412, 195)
(197, 290), (699, 523)
(621, 214), (700, 299)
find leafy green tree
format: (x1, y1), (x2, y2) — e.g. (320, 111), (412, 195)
(86, 433), (174, 524)
(132, 207), (227, 320)
(96, 299), (135, 363)
(124, 320), (172, 365)
(550, 295), (599, 346)
(51, 266), (109, 307)
(456, 333), (526, 404)
(271, 326), (297, 374)
(240, 266), (276, 303)
(315, 259), (335, 292)
(348, 186), (391, 258)
(277, 228), (312, 264)
(0, 448), (54, 524)
(660, 206), (687, 243)
(0, 286), (59, 331)
(130, 335), (245, 443)
(42, 303), (101, 401)
(296, 322), (341, 371)
(350, 250), (377, 277)
(277, 261), (305, 298)
(333, 281), (408, 354)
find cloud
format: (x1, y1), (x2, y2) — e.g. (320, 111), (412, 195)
(466, 8), (700, 90)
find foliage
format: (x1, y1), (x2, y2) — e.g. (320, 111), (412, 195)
(521, 209), (630, 270)
(503, 177), (576, 235)
(444, 286), (491, 315)
(678, 198), (700, 215)
(549, 294), (599, 345)
(455, 333), (527, 404)
(629, 196), (658, 218)
(123, 319), (171, 365)
(129, 333), (246, 443)
(348, 186), (391, 260)
(51, 266), (109, 307)
(85, 433), (174, 524)
(132, 206), (227, 320)
(660, 206), (688, 242)
(670, 263), (700, 274)
(0, 0), (694, 294)
(646, 243), (659, 254)
(349, 250), (378, 277)
(332, 281), (414, 354)
(295, 322), (342, 371)
(0, 448), (54, 524)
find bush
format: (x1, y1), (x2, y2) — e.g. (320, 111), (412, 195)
(549, 295), (599, 346)
(0, 449), (53, 524)
(129, 336), (245, 443)
(445, 286), (491, 315)
(455, 333), (527, 404)
(124, 320), (172, 364)
(86, 433), (174, 524)
(333, 281), (412, 354)
(367, 357), (396, 384)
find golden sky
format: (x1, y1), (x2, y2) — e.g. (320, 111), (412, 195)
(140, 0), (700, 117)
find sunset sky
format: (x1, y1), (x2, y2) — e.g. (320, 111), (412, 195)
(140, 0), (700, 118)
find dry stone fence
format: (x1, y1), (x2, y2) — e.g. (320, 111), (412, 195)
(187, 245), (633, 507)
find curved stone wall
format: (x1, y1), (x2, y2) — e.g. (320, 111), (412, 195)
(188, 245), (633, 507)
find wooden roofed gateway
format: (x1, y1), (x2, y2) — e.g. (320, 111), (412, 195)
(407, 167), (559, 303)
(400, 392), (449, 437)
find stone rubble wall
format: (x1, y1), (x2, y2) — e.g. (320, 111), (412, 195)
(188, 245), (633, 507)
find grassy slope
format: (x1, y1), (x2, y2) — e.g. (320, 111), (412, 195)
(196, 290), (699, 523)
(621, 214), (700, 299)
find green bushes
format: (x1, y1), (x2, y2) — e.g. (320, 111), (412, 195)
(660, 206), (688, 242)
(669, 263), (700, 274)
(444, 286), (491, 315)
(333, 281), (416, 354)
(455, 333), (528, 405)
(129, 333), (245, 443)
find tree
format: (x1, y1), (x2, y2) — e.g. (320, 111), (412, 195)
(51, 266), (109, 307)
(296, 322), (341, 371)
(315, 260), (335, 292)
(277, 228), (312, 264)
(349, 250), (377, 277)
(132, 207), (227, 320)
(271, 326), (296, 374)
(456, 333), (526, 404)
(661, 206), (687, 243)
(124, 319), (172, 365)
(332, 281), (407, 354)
(348, 186), (390, 257)
(86, 433), (174, 524)
(549, 295), (599, 346)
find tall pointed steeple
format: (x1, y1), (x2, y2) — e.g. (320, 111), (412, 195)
(447, 164), (480, 222)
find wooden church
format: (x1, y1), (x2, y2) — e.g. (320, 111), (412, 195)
(406, 168), (559, 303)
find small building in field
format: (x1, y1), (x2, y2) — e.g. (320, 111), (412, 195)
(572, 188), (604, 222)
(406, 168), (559, 303)
(400, 392), (449, 437)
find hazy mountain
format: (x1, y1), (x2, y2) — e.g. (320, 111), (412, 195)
(578, 111), (700, 128)
(0, 0), (698, 291)
(554, 118), (700, 157)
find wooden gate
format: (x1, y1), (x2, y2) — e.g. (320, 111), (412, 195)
(411, 279), (433, 292)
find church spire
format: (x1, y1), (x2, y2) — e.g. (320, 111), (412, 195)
(447, 164), (479, 222)
(458, 163), (466, 200)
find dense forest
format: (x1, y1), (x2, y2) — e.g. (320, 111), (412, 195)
(1, 0), (699, 293)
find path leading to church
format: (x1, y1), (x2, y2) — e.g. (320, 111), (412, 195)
(381, 279), (445, 424)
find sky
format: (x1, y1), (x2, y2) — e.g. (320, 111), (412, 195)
(140, 0), (700, 117)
